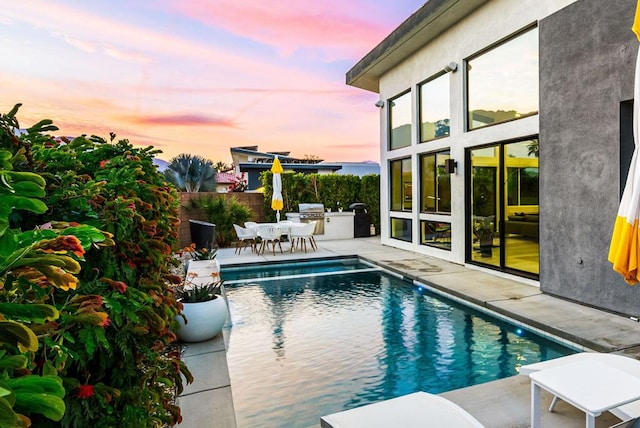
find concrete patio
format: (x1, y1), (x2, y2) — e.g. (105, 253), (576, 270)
(177, 237), (640, 427)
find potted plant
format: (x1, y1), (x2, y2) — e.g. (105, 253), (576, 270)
(175, 272), (228, 342)
(474, 218), (495, 257)
(181, 243), (220, 272)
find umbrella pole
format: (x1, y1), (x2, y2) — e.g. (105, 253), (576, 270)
(276, 211), (280, 222)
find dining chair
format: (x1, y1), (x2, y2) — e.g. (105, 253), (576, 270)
(233, 224), (257, 254)
(277, 220), (293, 243)
(257, 224), (283, 255)
(290, 221), (317, 253)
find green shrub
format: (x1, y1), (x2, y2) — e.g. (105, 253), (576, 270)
(0, 108), (125, 427)
(186, 195), (253, 248)
(2, 105), (191, 427)
(315, 174), (360, 211)
(360, 174), (380, 234)
(260, 172), (379, 224)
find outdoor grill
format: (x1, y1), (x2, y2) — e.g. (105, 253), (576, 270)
(298, 203), (325, 235)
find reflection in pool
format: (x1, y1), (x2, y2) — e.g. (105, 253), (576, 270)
(222, 259), (575, 427)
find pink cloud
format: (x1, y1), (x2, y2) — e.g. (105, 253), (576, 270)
(168, 0), (396, 59)
(0, 0), (417, 165)
(126, 113), (237, 127)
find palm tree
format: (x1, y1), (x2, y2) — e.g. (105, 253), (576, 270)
(214, 161), (232, 173)
(164, 154), (217, 192)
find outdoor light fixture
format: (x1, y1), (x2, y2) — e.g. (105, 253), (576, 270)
(444, 158), (457, 173)
(443, 61), (458, 73)
(374, 100), (384, 108)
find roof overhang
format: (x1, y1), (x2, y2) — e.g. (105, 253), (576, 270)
(346, 0), (489, 93)
(239, 163), (341, 172)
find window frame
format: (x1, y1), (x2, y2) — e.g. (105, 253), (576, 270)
(389, 157), (412, 212)
(390, 217), (412, 242)
(419, 150), (451, 214)
(465, 24), (539, 132)
(420, 220), (451, 250)
(418, 72), (450, 143)
(389, 90), (413, 150)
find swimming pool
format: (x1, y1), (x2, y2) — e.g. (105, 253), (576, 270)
(222, 258), (576, 427)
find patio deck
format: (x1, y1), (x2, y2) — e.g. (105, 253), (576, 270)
(177, 237), (640, 427)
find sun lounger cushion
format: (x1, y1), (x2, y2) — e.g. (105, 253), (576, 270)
(320, 391), (484, 428)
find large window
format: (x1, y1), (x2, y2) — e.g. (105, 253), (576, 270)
(419, 73), (450, 142)
(390, 91), (412, 150)
(420, 150), (451, 213)
(467, 26), (538, 130)
(421, 220), (451, 250)
(391, 218), (412, 242)
(390, 157), (412, 211)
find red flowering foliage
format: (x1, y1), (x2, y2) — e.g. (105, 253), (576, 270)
(228, 172), (248, 192)
(76, 384), (95, 399)
(34, 235), (85, 258)
(100, 278), (127, 294)
(96, 312), (110, 328)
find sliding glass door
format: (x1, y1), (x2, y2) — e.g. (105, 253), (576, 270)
(468, 139), (539, 277)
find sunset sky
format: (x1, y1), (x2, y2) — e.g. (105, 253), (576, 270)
(0, 1), (425, 164)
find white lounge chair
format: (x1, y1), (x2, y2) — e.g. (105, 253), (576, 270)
(520, 353), (640, 422)
(320, 392), (484, 428)
(610, 418), (640, 428)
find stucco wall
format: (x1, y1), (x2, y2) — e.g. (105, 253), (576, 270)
(539, 0), (640, 315)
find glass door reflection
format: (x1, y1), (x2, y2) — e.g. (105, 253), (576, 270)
(470, 147), (500, 266)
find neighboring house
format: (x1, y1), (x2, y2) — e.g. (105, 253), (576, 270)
(230, 146), (375, 189)
(333, 161), (380, 176)
(215, 172), (236, 193)
(348, 0), (640, 316)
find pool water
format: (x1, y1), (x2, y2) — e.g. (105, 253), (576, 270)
(222, 259), (575, 427)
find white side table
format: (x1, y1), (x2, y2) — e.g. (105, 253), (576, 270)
(530, 360), (640, 428)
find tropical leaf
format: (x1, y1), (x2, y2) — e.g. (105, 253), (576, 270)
(6, 104), (21, 118)
(0, 354), (28, 371)
(0, 229), (17, 257)
(7, 375), (65, 396)
(0, 397), (18, 427)
(0, 321), (38, 352)
(2, 195), (47, 215)
(26, 119), (58, 134)
(0, 303), (59, 324)
(4, 171), (46, 189)
(14, 392), (65, 421)
(0, 151), (11, 170)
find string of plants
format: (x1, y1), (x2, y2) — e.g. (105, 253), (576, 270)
(0, 104), (191, 427)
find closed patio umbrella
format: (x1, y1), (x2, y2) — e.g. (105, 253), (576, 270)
(271, 156), (284, 222)
(609, 3), (640, 284)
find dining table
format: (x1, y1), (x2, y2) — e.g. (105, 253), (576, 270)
(246, 222), (307, 254)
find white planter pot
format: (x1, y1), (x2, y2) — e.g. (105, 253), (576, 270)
(187, 259), (220, 271)
(176, 296), (227, 343)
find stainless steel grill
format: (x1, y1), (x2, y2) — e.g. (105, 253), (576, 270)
(298, 203), (324, 235)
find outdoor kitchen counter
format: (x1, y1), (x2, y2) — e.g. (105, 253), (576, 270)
(285, 211), (355, 240)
